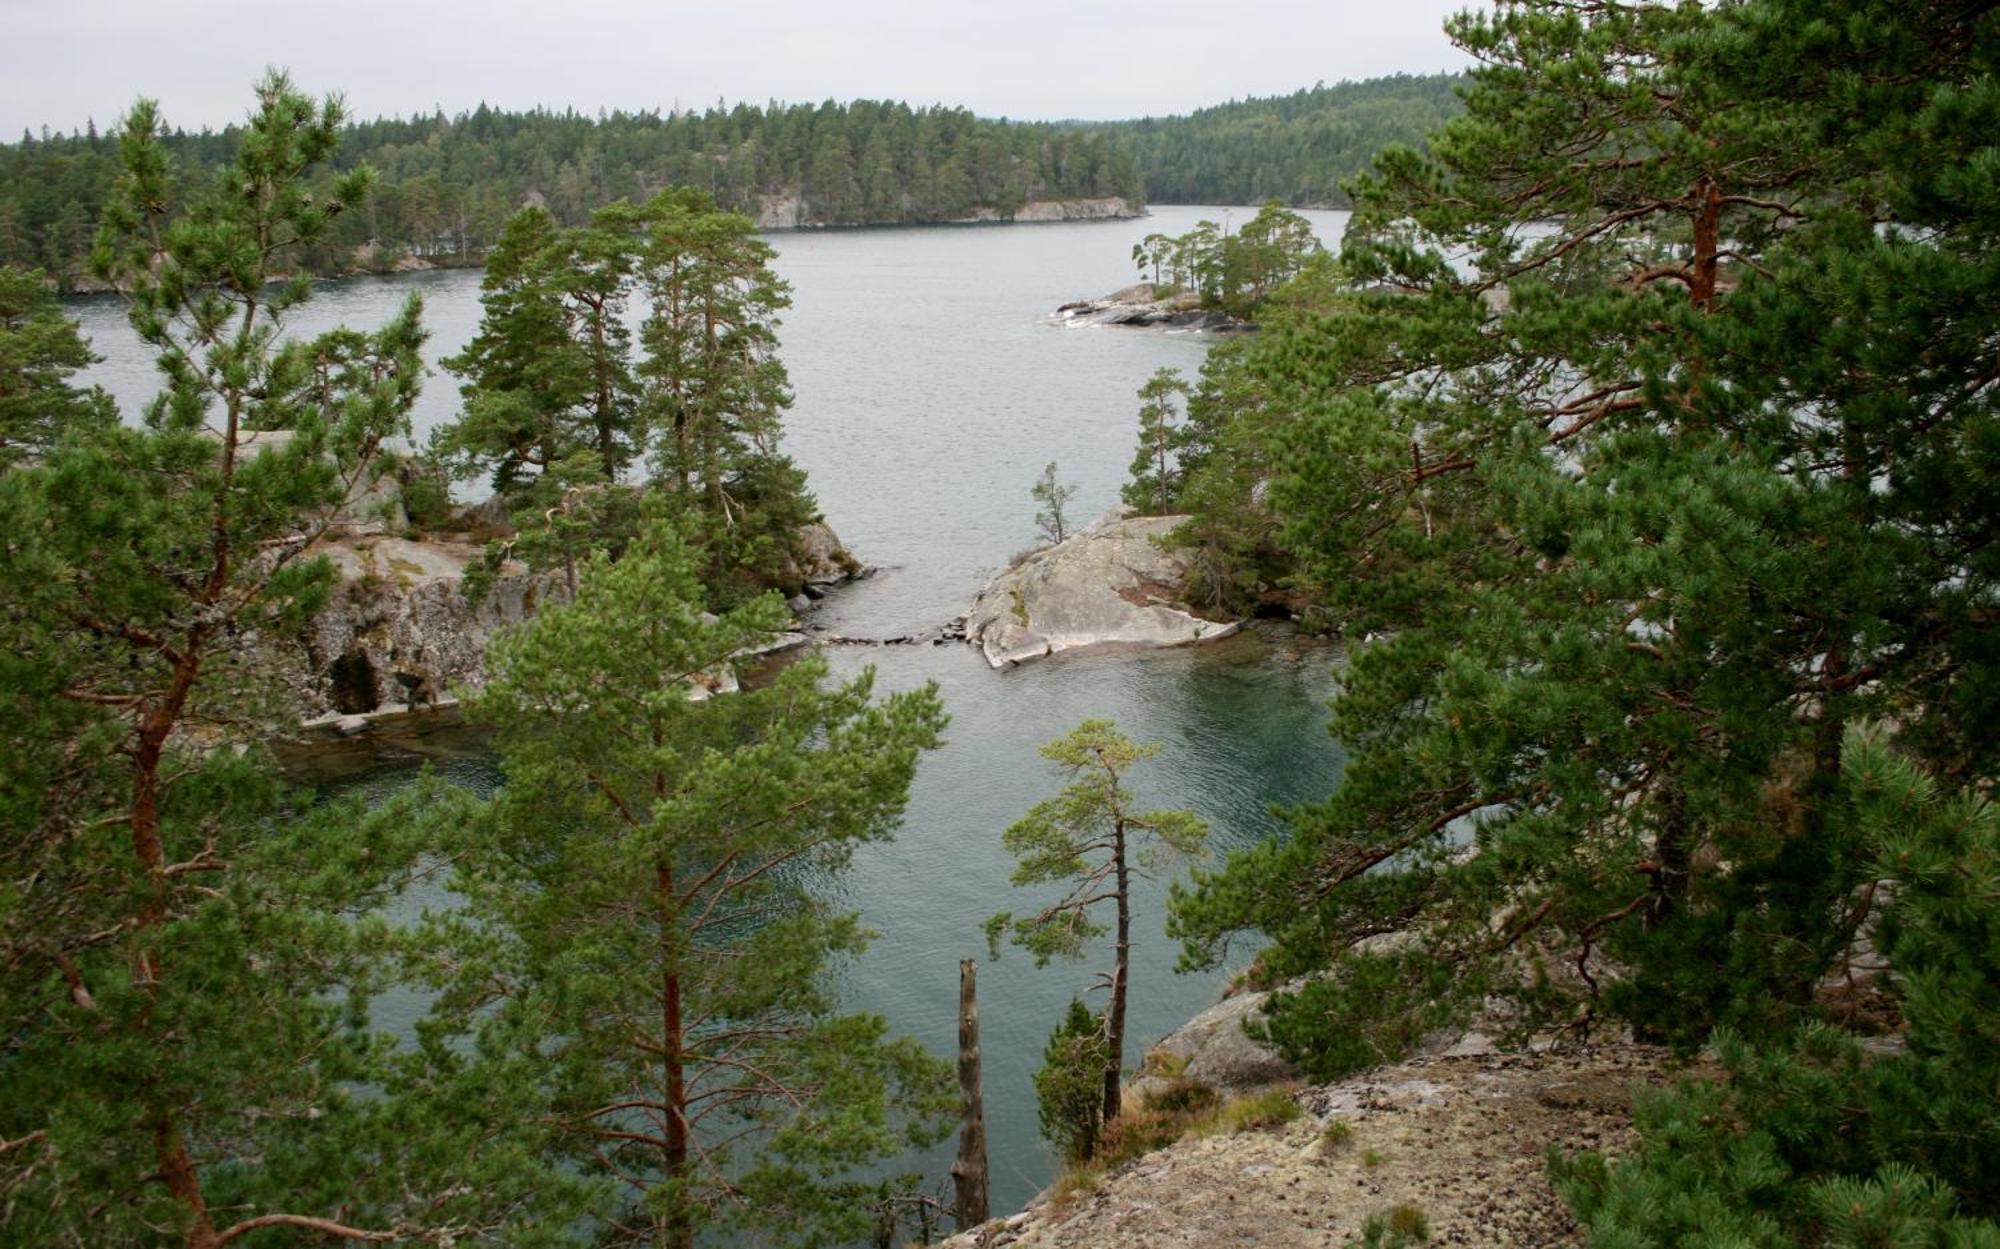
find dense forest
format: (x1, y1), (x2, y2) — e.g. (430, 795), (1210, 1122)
(1116, 1), (2000, 1242)
(9, 0), (2000, 1245)
(1084, 73), (1464, 207)
(0, 75), (1463, 290)
(0, 98), (1144, 288)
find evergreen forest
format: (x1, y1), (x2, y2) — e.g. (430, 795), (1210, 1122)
(0, 75), (1460, 290)
(4, 1), (2000, 1247)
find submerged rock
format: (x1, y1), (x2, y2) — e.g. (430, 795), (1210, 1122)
(964, 507), (1239, 669)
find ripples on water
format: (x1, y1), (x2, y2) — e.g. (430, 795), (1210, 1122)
(71, 206), (1352, 1213)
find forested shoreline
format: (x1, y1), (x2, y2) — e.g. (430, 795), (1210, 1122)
(0, 74), (1459, 290)
(9, 0), (2000, 1244)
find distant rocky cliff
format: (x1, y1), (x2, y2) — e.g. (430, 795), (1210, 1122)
(752, 194), (1142, 230)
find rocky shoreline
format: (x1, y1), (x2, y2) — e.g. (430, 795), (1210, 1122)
(1055, 281), (1254, 333)
(755, 193), (1143, 230)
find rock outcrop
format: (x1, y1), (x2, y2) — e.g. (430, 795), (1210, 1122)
(782, 520), (865, 593)
(965, 508), (1238, 669)
(283, 515), (856, 725)
(1128, 990), (1300, 1103)
(291, 534), (557, 722)
(1055, 281), (1253, 332)
(1006, 196), (1143, 223)
(937, 1043), (1684, 1249)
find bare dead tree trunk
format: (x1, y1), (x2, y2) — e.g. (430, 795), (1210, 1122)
(951, 959), (989, 1231)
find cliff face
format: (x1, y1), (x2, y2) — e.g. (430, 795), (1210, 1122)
(290, 535), (557, 721)
(281, 518), (861, 725)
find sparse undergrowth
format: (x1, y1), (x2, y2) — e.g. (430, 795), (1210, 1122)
(1045, 1079), (1301, 1215)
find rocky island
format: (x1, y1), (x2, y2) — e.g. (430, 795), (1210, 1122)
(1055, 281), (1255, 332)
(965, 507), (1239, 668)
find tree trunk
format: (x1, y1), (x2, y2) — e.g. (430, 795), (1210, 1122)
(1100, 822), (1131, 1126)
(1690, 174), (1722, 311)
(658, 861), (691, 1249)
(950, 959), (988, 1231)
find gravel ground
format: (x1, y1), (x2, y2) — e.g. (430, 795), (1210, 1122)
(939, 1043), (1694, 1249)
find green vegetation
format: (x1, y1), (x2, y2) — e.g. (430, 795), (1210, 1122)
(1030, 459), (1078, 545)
(0, 72), (557, 1247)
(0, 263), (114, 465)
(1205, 1088), (1301, 1135)
(1, 73), (1473, 290)
(1150, 0), (2000, 1241)
(435, 185), (821, 603)
(987, 721), (1208, 1129)
(1123, 367), (1191, 516)
(1551, 727), (2000, 1246)
(1351, 1203), (1430, 1248)
(418, 517), (953, 1249)
(1128, 200), (1322, 317)
(0, 75), (949, 1249)
(1035, 999), (1112, 1164)
(1087, 74), (1465, 208)
(0, 96), (1143, 288)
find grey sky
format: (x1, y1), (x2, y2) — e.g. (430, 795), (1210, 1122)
(1, 1), (1473, 137)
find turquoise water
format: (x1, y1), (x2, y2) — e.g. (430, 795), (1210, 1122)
(70, 207), (1351, 1215)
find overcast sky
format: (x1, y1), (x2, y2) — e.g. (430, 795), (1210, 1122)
(1, 1), (1474, 137)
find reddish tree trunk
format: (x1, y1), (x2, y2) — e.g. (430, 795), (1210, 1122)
(659, 861), (691, 1249)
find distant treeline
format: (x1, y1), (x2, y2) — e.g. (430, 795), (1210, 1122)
(1088, 73), (1466, 207)
(0, 100), (1142, 288)
(0, 75), (1462, 290)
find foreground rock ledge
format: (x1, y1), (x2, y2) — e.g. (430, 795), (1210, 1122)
(965, 508), (1240, 669)
(940, 1042), (1680, 1249)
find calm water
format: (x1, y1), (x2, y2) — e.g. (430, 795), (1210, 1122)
(70, 206), (1351, 1214)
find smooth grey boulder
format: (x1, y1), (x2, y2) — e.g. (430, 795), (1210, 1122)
(784, 520), (863, 589)
(964, 507), (1239, 669)
(1130, 989), (1299, 1101)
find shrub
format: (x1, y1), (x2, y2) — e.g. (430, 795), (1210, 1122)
(1209, 1088), (1302, 1135)
(1035, 999), (1110, 1165)
(1552, 728), (2000, 1245)
(1141, 1077), (1219, 1116)
(1350, 1204), (1430, 1247)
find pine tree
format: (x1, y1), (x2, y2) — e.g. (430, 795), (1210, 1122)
(1170, 0), (2000, 1071)
(1035, 999), (1110, 1165)
(1552, 726), (2000, 1243)
(0, 263), (115, 467)
(438, 203), (637, 494)
(1122, 367), (1190, 516)
(0, 73), (553, 1247)
(987, 721), (1208, 1126)
(1030, 460), (1077, 546)
(422, 517), (953, 1249)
